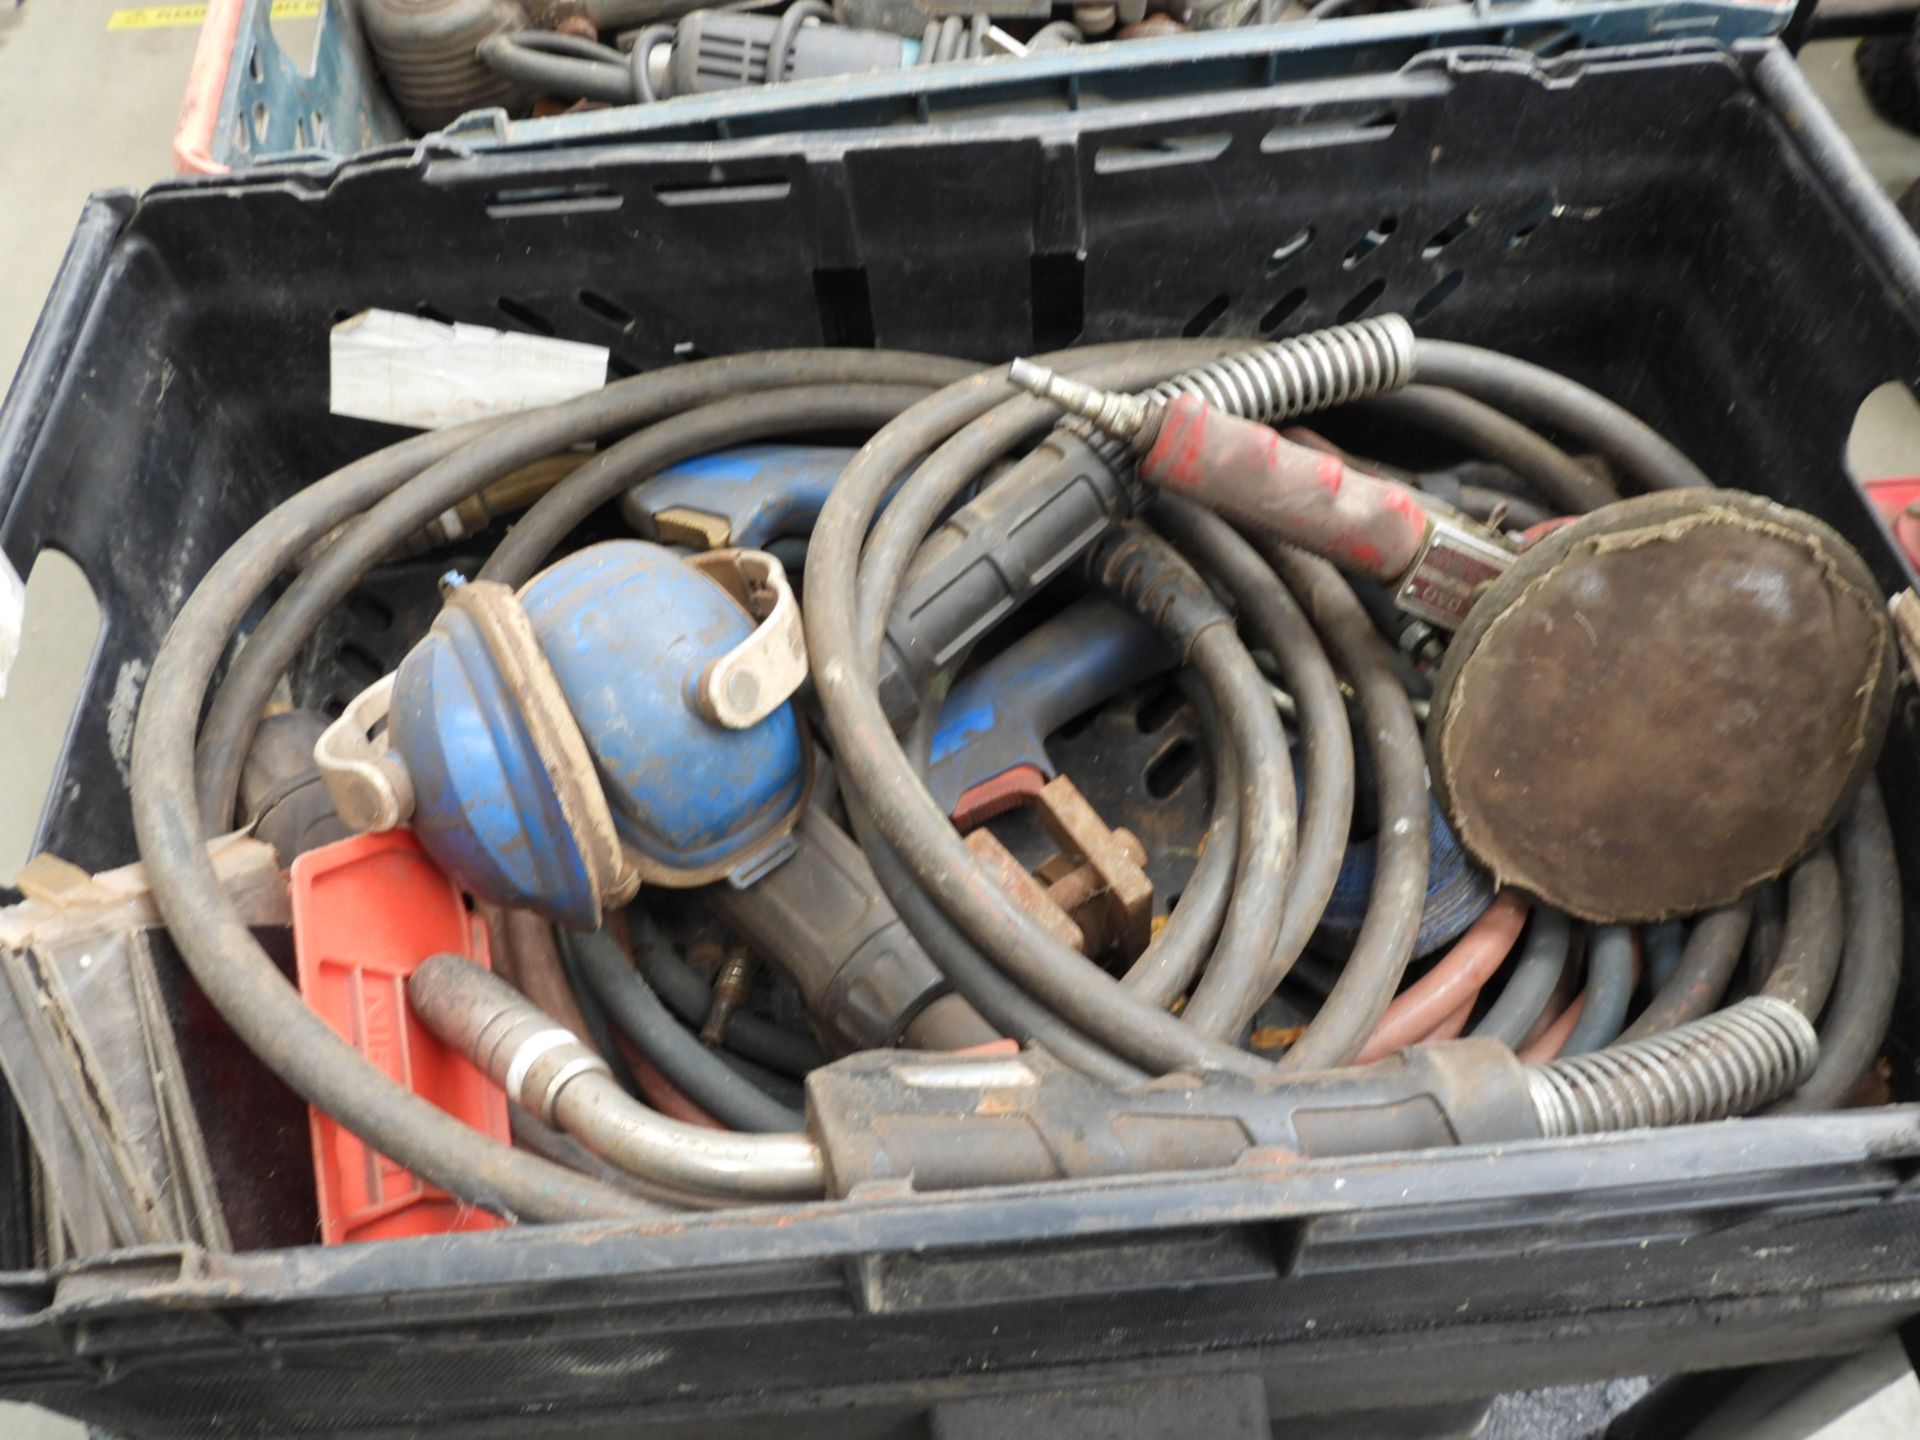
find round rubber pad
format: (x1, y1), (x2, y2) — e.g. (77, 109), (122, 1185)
(1428, 491), (1892, 922)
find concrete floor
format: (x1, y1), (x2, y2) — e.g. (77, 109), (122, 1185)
(0, 8), (1915, 1438)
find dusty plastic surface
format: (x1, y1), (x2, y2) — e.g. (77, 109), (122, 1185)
(2, 36), (1919, 1438)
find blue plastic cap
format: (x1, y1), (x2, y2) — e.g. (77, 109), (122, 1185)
(391, 541), (807, 925)
(391, 606), (601, 930)
(525, 542), (806, 874)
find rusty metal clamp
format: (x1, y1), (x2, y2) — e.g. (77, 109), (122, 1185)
(685, 549), (808, 730)
(961, 775), (1154, 960)
(313, 674), (414, 834)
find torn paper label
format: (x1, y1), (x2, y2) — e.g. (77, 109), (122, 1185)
(0, 551), (23, 700)
(330, 309), (610, 430)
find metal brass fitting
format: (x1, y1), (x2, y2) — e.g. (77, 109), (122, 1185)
(1006, 360), (1160, 451)
(701, 949), (757, 1046)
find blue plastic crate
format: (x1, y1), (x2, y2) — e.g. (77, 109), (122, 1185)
(178, 0), (1794, 170)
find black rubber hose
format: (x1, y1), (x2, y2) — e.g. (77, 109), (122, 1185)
(1562, 924), (1636, 1056)
(1466, 913), (1574, 1052)
(1617, 897), (1754, 1041)
(807, 357), (1269, 1078)
(1471, 907), (1573, 1047)
(481, 380), (961, 586)
(1446, 484), (1551, 532)
(847, 346), (1320, 1038)
(1364, 385), (1618, 515)
(839, 346), (1295, 1070)
(194, 352), (969, 826)
(1118, 678), (1241, 1007)
(1758, 847), (1846, 1020)
(477, 33), (640, 105)
(188, 419), (496, 824)
(570, 925), (804, 1132)
(767, 0), (831, 83)
(1150, 498), (1354, 1037)
(132, 462), (645, 1222)
(1745, 879), (1788, 991)
(627, 24), (675, 103)
(1257, 543), (1430, 1072)
(844, 793), (1146, 1086)
(1094, 528), (1297, 1043)
(148, 352), (967, 1223)
(587, 0), (715, 26)
(1644, 920), (1685, 991)
(857, 375), (1258, 1018)
(556, 924), (647, 1096)
(1413, 342), (1714, 492)
(1769, 781), (1902, 1114)
(513, 29), (627, 62)
(626, 921), (827, 1078)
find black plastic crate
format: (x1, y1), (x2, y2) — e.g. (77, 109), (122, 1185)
(1, 35), (1919, 1438)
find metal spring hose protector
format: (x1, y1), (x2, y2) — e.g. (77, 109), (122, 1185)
(1526, 995), (1819, 1137)
(1078, 314), (1418, 464)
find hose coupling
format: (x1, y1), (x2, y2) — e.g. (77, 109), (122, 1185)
(1007, 359), (1161, 451)
(1526, 995), (1818, 1137)
(701, 948), (757, 1046)
(409, 954), (610, 1125)
(1044, 314), (1418, 465)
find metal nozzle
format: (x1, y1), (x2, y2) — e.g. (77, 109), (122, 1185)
(701, 950), (756, 1046)
(1008, 359), (1157, 449)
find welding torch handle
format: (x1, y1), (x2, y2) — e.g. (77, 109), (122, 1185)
(876, 427), (1138, 731)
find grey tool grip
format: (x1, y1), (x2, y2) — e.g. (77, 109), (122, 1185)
(807, 1039), (1540, 1194)
(877, 427), (1135, 730)
(710, 805), (967, 1051)
(671, 10), (910, 94)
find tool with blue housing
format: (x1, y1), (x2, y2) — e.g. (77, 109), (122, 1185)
(622, 444), (862, 552)
(929, 594), (1494, 955)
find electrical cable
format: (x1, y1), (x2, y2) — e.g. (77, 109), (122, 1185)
(811, 348), (1283, 1079)
(1472, 907), (1573, 1047)
(1745, 879), (1788, 992)
(1560, 924), (1636, 1056)
(141, 353), (968, 1223)
(1148, 499), (1353, 1037)
(1617, 897), (1754, 1041)
(1757, 847), (1845, 1021)
(1116, 678), (1242, 1008)
(1768, 784), (1900, 1113)
(194, 356), (969, 827)
(626, 918), (827, 1078)
(1644, 920), (1685, 991)
(477, 32), (643, 105)
(1355, 891), (1527, 1063)
(1363, 385), (1618, 515)
(570, 924), (805, 1132)
(1257, 543), (1429, 1071)
(768, 0), (831, 82)
(131, 327), (1902, 1219)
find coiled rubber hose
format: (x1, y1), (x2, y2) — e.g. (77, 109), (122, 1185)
(130, 331), (1902, 1219)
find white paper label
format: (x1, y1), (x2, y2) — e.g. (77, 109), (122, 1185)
(0, 552), (23, 700)
(329, 309), (610, 430)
